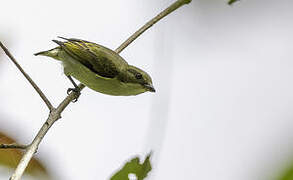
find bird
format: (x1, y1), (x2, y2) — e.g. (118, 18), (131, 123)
(35, 37), (155, 100)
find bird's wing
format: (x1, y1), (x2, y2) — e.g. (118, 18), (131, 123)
(53, 37), (127, 78)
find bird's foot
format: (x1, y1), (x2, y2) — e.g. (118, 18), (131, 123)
(67, 87), (81, 103)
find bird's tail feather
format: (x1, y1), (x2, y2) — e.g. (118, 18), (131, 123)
(34, 47), (61, 61)
(34, 50), (49, 56)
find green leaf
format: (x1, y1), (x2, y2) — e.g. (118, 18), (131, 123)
(278, 163), (293, 180)
(110, 152), (152, 180)
(228, 0), (240, 5)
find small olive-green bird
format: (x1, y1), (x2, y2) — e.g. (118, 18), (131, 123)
(35, 37), (155, 97)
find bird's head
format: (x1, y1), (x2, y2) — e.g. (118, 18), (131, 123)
(118, 65), (155, 93)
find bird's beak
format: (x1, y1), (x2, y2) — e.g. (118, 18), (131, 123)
(144, 84), (156, 92)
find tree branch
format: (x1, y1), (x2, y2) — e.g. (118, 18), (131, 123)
(2, 0), (192, 179)
(9, 84), (85, 180)
(115, 0), (191, 53)
(0, 42), (54, 111)
(0, 143), (27, 149)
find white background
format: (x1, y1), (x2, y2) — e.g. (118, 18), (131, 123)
(1, 0), (293, 179)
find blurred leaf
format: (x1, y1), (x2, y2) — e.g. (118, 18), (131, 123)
(279, 162), (293, 180)
(110, 152), (152, 180)
(0, 131), (50, 178)
(228, 0), (240, 5)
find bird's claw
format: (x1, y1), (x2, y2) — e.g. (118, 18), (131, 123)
(67, 87), (81, 102)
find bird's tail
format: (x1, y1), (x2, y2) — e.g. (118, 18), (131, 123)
(34, 50), (49, 56)
(34, 47), (61, 61)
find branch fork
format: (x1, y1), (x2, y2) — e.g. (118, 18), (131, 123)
(0, 1), (191, 179)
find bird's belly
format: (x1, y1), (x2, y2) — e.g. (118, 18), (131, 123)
(62, 61), (146, 96)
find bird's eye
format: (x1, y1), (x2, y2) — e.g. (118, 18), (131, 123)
(135, 73), (142, 79)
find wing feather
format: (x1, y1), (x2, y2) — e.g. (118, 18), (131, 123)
(53, 37), (127, 78)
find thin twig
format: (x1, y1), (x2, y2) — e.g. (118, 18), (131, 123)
(6, 0), (191, 179)
(0, 143), (27, 149)
(115, 0), (191, 53)
(0, 42), (54, 111)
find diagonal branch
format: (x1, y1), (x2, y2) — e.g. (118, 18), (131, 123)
(0, 42), (54, 111)
(5, 0), (192, 179)
(115, 0), (191, 53)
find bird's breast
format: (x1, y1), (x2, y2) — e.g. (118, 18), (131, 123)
(62, 59), (146, 96)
